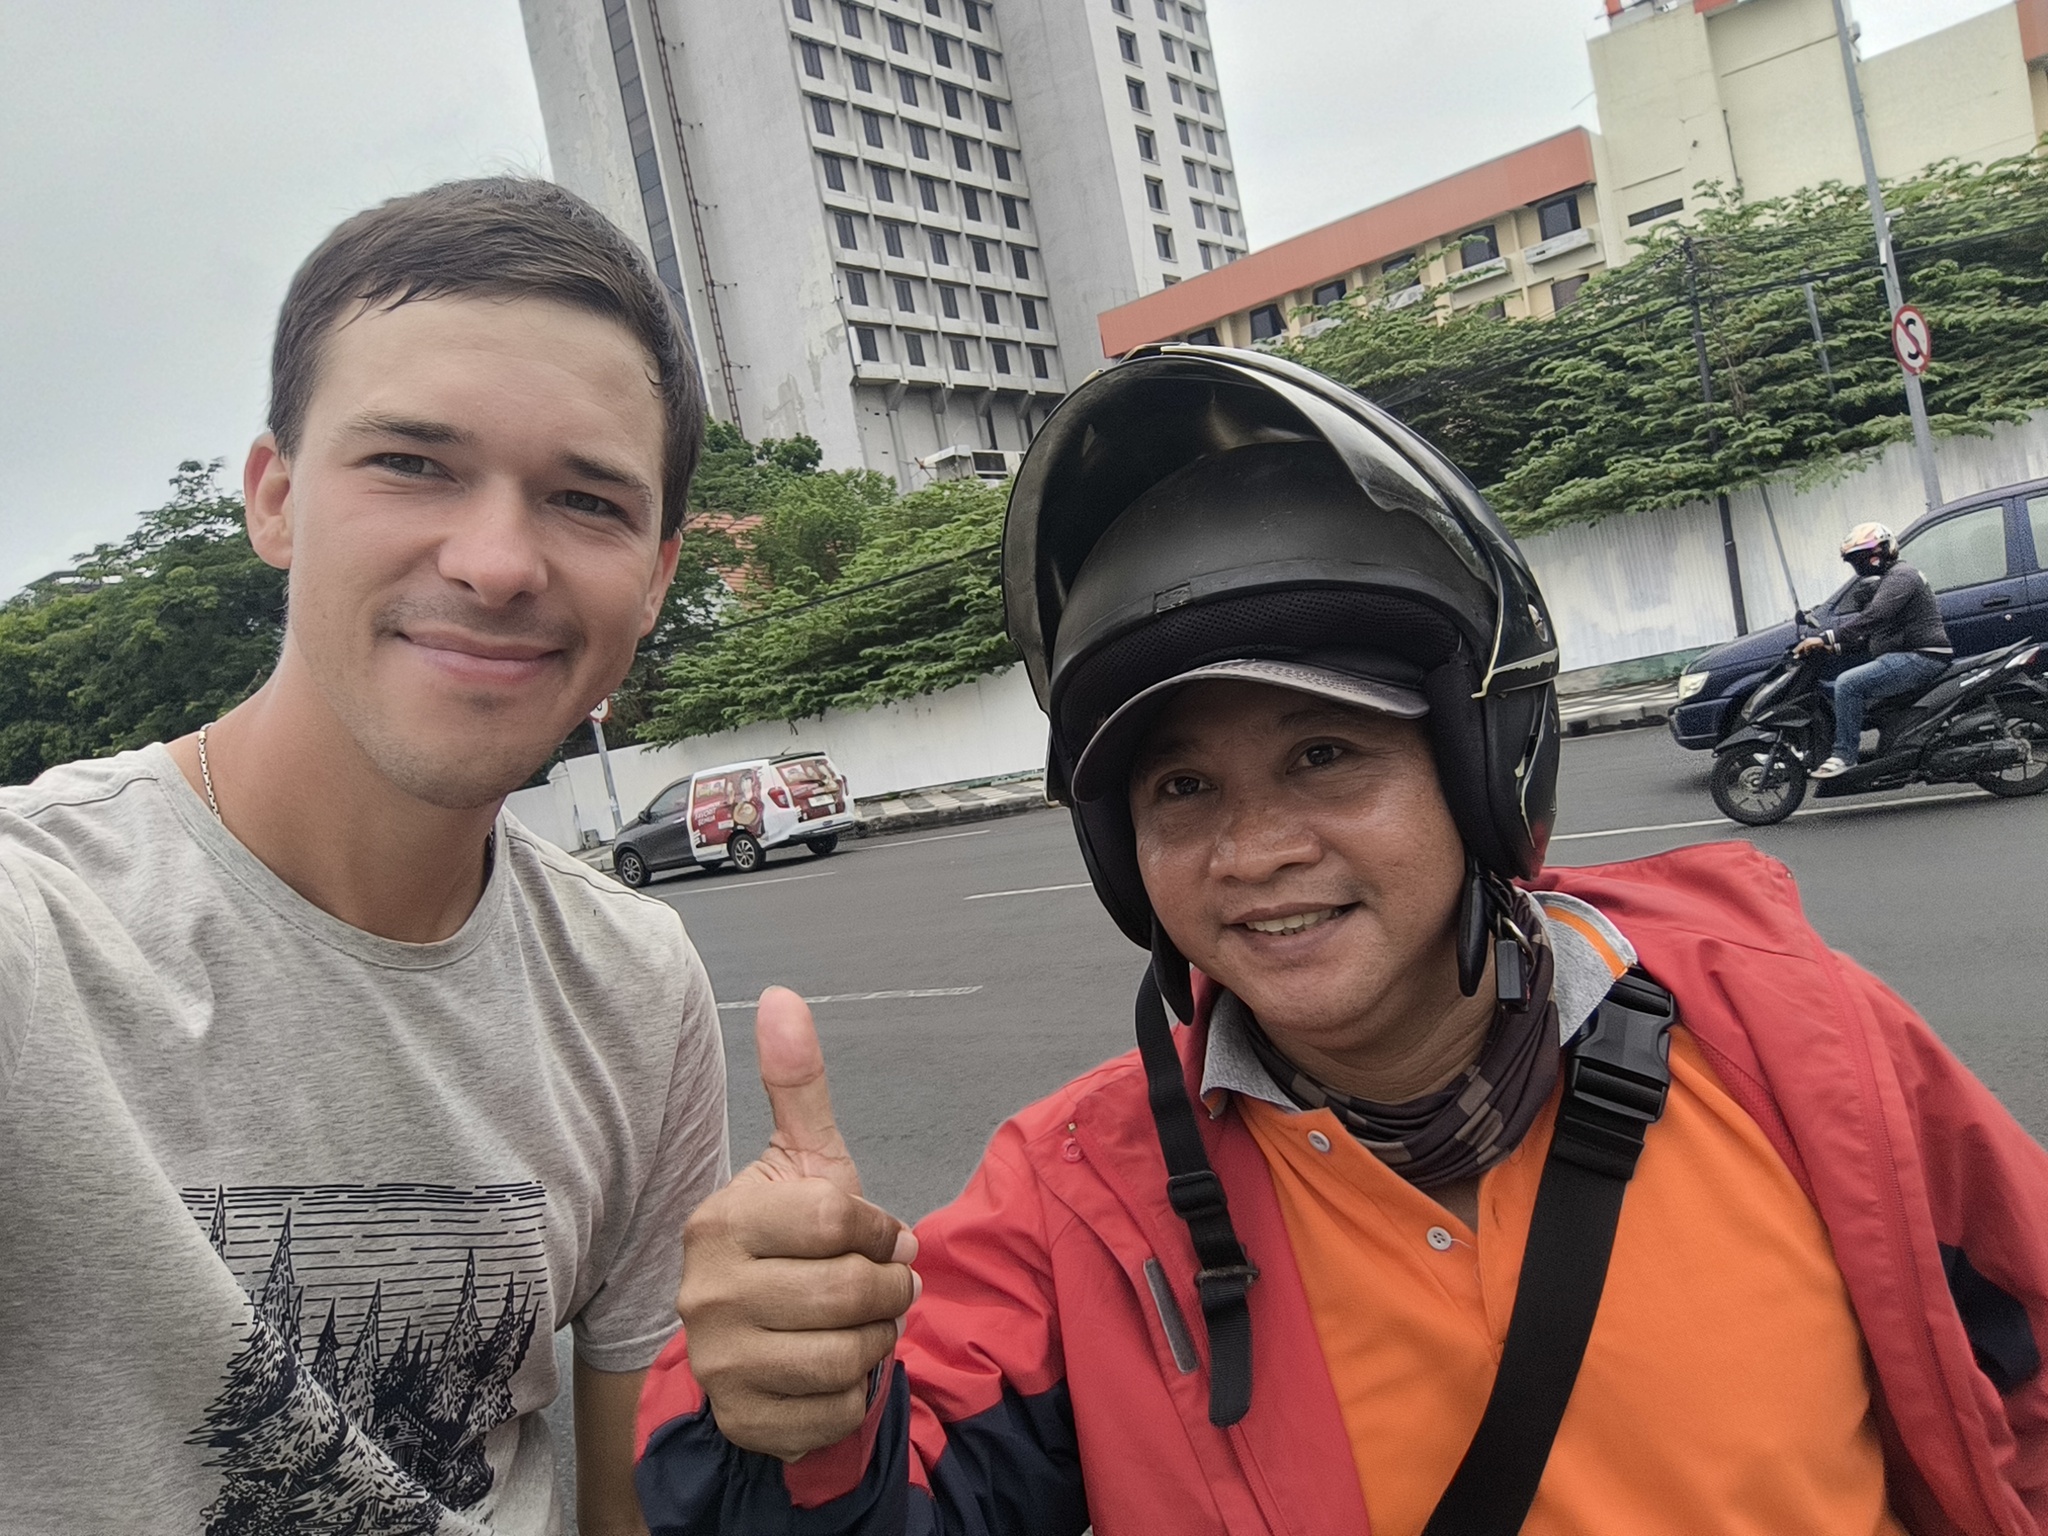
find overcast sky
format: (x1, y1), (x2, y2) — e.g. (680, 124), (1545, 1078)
(0, 0), (2006, 599)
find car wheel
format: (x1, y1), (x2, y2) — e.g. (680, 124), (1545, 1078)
(614, 847), (649, 888)
(806, 834), (840, 857)
(1710, 740), (1807, 826)
(1977, 704), (2048, 798)
(727, 831), (764, 872)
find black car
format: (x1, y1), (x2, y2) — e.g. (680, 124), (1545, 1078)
(1671, 479), (2048, 749)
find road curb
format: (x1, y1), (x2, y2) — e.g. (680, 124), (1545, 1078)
(1563, 704), (1672, 737)
(854, 793), (1052, 838)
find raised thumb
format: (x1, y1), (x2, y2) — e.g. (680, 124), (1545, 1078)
(754, 986), (861, 1196)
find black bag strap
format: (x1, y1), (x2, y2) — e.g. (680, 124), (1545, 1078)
(1419, 968), (1676, 1536)
(1134, 964), (1259, 1426)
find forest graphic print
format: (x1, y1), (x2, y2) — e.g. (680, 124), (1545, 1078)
(182, 1182), (548, 1535)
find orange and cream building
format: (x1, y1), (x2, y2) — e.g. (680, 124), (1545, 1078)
(1099, 0), (2048, 359)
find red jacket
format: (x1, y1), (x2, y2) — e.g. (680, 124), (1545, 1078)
(636, 842), (2048, 1534)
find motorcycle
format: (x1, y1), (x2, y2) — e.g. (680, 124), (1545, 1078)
(1709, 625), (2048, 827)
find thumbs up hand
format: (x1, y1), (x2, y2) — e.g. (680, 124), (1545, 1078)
(678, 987), (921, 1461)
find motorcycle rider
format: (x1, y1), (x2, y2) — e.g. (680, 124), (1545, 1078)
(636, 352), (2048, 1535)
(1794, 522), (1952, 779)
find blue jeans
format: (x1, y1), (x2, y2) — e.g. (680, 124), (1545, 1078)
(1823, 651), (1947, 763)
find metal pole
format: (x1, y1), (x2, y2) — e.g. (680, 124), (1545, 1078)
(1827, 0), (1943, 512)
(1684, 237), (1749, 635)
(1801, 278), (1835, 398)
(590, 718), (625, 835)
(1758, 483), (1803, 613)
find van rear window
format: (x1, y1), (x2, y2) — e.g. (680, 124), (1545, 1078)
(779, 758), (835, 784)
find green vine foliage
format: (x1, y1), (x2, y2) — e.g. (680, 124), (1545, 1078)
(1284, 151), (2048, 534)
(643, 475), (1015, 741)
(0, 461), (286, 785)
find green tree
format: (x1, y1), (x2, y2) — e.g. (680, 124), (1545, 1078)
(0, 461), (284, 785)
(1285, 151), (2048, 534)
(643, 476), (1014, 740)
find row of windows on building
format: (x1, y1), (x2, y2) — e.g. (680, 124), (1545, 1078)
(842, 267), (1049, 332)
(601, 0), (687, 306)
(1133, 117), (1228, 167)
(1241, 193), (1586, 330)
(794, 0), (993, 43)
(798, 35), (1004, 103)
(810, 82), (1009, 139)
(1115, 25), (1210, 77)
(831, 210), (1039, 286)
(812, 110), (1022, 189)
(1111, 0), (1208, 38)
(1143, 173), (1238, 236)
(1124, 74), (1221, 120)
(1231, 261), (1593, 347)
(849, 325), (1057, 381)
(821, 155), (1032, 231)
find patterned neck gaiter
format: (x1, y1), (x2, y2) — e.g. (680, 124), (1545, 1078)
(1237, 895), (1559, 1190)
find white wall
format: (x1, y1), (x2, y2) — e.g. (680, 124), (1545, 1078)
(1528, 410), (2048, 668)
(509, 412), (2048, 851)
(506, 664), (1049, 850)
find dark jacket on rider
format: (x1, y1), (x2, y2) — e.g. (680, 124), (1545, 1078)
(1827, 561), (1952, 658)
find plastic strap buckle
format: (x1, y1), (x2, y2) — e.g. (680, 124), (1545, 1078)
(1554, 971), (1675, 1181)
(1167, 1172), (1259, 1304)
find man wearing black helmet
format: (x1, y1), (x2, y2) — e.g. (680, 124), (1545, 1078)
(636, 351), (2048, 1536)
(1795, 521), (1953, 779)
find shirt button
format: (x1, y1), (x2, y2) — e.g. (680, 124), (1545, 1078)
(1426, 1226), (1454, 1252)
(1061, 1138), (1083, 1163)
(1307, 1130), (1332, 1154)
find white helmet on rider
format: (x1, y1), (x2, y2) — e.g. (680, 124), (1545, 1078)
(1841, 522), (1898, 564)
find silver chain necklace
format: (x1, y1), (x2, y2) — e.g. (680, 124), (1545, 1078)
(195, 721), (222, 821)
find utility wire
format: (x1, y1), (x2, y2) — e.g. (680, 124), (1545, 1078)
(693, 541), (1000, 637)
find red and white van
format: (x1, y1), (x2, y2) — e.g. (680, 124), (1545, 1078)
(612, 753), (856, 887)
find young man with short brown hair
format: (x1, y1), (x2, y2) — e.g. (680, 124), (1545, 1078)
(0, 178), (726, 1534)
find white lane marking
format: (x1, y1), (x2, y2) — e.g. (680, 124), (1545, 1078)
(1552, 818), (1727, 843)
(862, 827), (994, 850)
(963, 881), (1094, 901)
(716, 986), (984, 1012)
(1553, 789), (1987, 843)
(669, 870), (835, 894)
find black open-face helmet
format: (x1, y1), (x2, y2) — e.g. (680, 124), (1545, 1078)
(1004, 345), (1564, 1428)
(1004, 344), (1561, 952)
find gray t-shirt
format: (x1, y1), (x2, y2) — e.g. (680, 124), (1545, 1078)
(0, 745), (729, 1534)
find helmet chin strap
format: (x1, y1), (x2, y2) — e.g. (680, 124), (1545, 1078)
(1457, 859), (1534, 1003)
(1149, 922), (1196, 1024)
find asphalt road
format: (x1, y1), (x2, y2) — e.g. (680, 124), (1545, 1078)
(547, 725), (2047, 1518)
(657, 724), (2048, 1219)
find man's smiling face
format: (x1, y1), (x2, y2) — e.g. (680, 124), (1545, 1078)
(1128, 679), (1469, 1059)
(252, 294), (678, 809)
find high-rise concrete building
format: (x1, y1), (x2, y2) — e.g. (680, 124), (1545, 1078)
(519, 0), (1245, 482)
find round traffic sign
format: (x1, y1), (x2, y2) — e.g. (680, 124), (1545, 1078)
(1891, 305), (1932, 377)
(588, 697), (612, 724)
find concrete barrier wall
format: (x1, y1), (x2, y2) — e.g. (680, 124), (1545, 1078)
(506, 665), (1048, 850)
(1528, 411), (2048, 668)
(509, 413), (2048, 849)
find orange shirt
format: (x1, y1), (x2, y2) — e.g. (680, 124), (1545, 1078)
(1239, 1030), (1906, 1536)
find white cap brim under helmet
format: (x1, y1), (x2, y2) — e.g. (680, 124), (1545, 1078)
(1070, 656), (1430, 803)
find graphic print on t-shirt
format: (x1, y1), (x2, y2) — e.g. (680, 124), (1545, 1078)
(180, 1182), (549, 1535)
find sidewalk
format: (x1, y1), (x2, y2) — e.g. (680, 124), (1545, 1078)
(1559, 678), (1679, 735)
(853, 773), (1049, 837)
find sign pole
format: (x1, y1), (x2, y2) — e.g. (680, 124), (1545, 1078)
(588, 701), (624, 835)
(1829, 0), (1943, 513)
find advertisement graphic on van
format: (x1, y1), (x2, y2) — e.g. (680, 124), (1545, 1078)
(611, 753), (858, 888)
